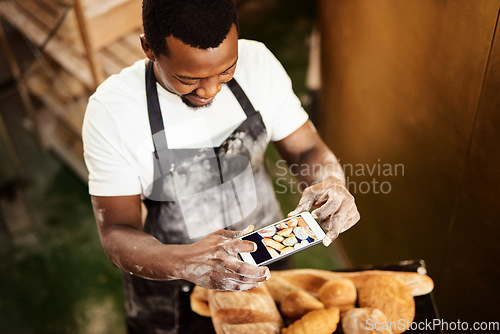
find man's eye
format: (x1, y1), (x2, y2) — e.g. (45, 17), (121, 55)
(180, 80), (197, 86)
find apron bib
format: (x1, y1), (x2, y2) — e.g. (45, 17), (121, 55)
(123, 62), (283, 333)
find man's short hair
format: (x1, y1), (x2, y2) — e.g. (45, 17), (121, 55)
(142, 0), (239, 56)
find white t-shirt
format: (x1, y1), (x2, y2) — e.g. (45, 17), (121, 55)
(82, 39), (308, 197)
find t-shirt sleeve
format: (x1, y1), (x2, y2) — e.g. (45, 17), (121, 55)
(257, 44), (309, 142)
(82, 98), (142, 196)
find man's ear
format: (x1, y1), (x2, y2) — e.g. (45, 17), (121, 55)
(140, 34), (155, 62)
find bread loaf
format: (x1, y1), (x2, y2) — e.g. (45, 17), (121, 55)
(357, 275), (414, 334)
(208, 283), (283, 334)
(281, 307), (340, 334)
(280, 289), (324, 321)
(318, 278), (357, 312)
(342, 308), (393, 334)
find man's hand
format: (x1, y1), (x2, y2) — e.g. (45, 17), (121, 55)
(176, 225), (270, 291)
(289, 177), (360, 246)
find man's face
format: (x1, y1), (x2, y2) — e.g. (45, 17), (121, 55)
(150, 24), (239, 108)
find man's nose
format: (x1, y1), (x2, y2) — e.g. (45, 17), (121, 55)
(196, 77), (222, 98)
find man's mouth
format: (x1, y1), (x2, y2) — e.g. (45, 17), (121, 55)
(183, 93), (214, 108)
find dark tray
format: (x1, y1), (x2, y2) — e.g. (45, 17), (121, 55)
(177, 259), (442, 334)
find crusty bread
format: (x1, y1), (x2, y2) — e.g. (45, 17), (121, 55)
(193, 268), (431, 333)
(190, 285), (211, 317)
(280, 289), (325, 321)
(357, 275), (414, 334)
(208, 283), (283, 334)
(318, 278), (357, 312)
(281, 307), (340, 334)
(342, 308), (393, 334)
(272, 269), (434, 296)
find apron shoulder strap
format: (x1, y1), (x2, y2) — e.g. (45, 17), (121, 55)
(226, 78), (258, 117)
(146, 61), (168, 155)
(146, 61), (165, 135)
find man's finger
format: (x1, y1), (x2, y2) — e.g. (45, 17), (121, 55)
(340, 210), (360, 233)
(214, 225), (254, 238)
(311, 195), (342, 222)
(219, 278), (261, 292)
(225, 258), (270, 279)
(223, 238), (257, 254)
(323, 200), (358, 246)
(323, 228), (339, 246)
(288, 189), (317, 216)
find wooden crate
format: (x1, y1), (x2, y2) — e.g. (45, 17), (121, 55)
(0, 0), (144, 179)
(0, 0), (143, 88)
(57, 0), (143, 51)
(11, 0), (142, 53)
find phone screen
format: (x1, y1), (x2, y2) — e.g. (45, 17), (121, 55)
(240, 215), (321, 265)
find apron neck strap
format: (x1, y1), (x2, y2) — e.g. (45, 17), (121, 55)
(145, 61), (257, 153)
(226, 78), (257, 118)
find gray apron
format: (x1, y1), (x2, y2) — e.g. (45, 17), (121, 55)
(123, 61), (284, 333)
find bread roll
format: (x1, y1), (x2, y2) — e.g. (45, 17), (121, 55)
(281, 307), (340, 334)
(208, 283), (283, 334)
(358, 275), (414, 334)
(342, 308), (393, 334)
(190, 285), (211, 317)
(318, 278), (357, 312)
(280, 289), (324, 321)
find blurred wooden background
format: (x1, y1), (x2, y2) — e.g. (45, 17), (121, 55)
(2, 0), (499, 326)
(318, 0), (500, 322)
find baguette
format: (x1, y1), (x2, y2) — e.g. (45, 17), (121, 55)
(208, 283), (283, 334)
(272, 268), (434, 296)
(263, 238), (286, 251)
(276, 272), (329, 297)
(266, 276), (302, 304)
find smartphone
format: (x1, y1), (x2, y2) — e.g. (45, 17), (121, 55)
(238, 212), (325, 266)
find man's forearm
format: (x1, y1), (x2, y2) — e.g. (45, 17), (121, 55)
(289, 144), (346, 188)
(100, 224), (185, 280)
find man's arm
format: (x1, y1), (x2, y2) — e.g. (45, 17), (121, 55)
(90, 195), (270, 291)
(274, 120), (360, 246)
